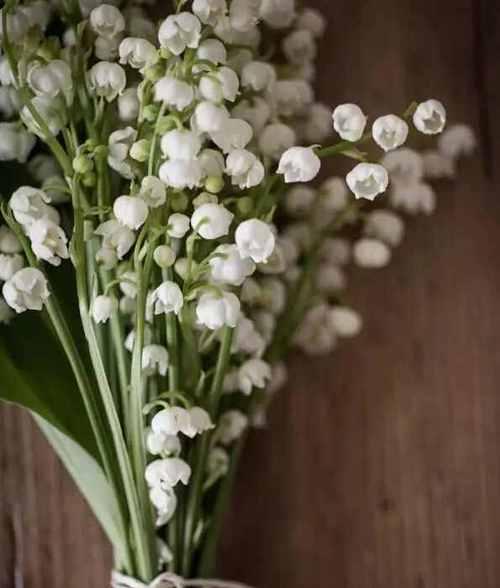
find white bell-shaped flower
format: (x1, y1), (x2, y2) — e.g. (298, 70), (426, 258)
(330, 306), (363, 337)
(332, 103), (367, 142)
(235, 219), (275, 264)
(196, 291), (240, 330)
(0, 254), (24, 282)
(142, 345), (169, 376)
(145, 457), (191, 488)
(150, 281), (184, 315)
(209, 244), (255, 286)
(422, 150), (455, 180)
(272, 79), (313, 117)
(95, 220), (136, 259)
(119, 38), (157, 70)
(226, 149), (265, 189)
(316, 264), (346, 294)
(160, 129), (202, 161)
(296, 8), (327, 37)
(88, 62), (126, 102)
(0, 226), (22, 254)
(438, 124), (476, 159)
(282, 29), (316, 65)
(158, 12), (202, 55)
(167, 213), (190, 239)
(146, 430), (181, 456)
(192, 101), (229, 133)
(118, 87), (139, 122)
(413, 99), (446, 135)
(199, 67), (239, 104)
(113, 196), (148, 230)
(372, 115), (409, 152)
(27, 60), (73, 104)
(159, 159), (202, 190)
(302, 103), (333, 143)
(284, 185), (316, 217)
(89, 4), (125, 38)
(94, 35), (120, 61)
(9, 186), (59, 228)
(260, 0), (296, 28)
(91, 295), (117, 324)
(232, 98), (271, 136)
(154, 77), (194, 110)
(381, 148), (424, 185)
(0, 123), (35, 163)
(193, 0), (228, 25)
(191, 203), (233, 240)
(199, 149), (225, 179)
(230, 0), (260, 31)
(277, 146), (321, 183)
(353, 238), (391, 268)
(346, 163), (389, 201)
(390, 182), (436, 215)
(258, 123), (296, 160)
(0, 8), (30, 42)
(210, 118), (253, 153)
(241, 61), (276, 92)
(196, 38), (227, 64)
(149, 485), (177, 525)
(28, 219), (69, 266)
(3, 267), (49, 313)
(238, 358), (272, 395)
(217, 410), (248, 445)
(232, 315), (265, 355)
(96, 246), (118, 270)
(139, 176), (166, 209)
(365, 210), (405, 247)
(21, 95), (67, 137)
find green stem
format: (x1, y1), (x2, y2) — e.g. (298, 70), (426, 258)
(182, 327), (234, 575)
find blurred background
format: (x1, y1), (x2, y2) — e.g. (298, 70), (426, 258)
(2, 0), (500, 587)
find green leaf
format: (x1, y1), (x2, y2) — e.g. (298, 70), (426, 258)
(0, 309), (99, 460)
(34, 415), (126, 560)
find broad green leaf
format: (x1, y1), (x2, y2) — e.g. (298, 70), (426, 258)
(0, 309), (99, 460)
(35, 415), (126, 559)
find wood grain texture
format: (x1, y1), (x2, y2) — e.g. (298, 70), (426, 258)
(1, 1), (499, 587)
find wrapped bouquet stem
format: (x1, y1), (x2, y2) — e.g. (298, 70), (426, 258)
(0, 0), (474, 584)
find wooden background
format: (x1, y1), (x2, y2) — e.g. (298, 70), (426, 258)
(1, 0), (500, 586)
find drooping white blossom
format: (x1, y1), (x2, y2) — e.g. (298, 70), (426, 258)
(372, 115), (409, 152)
(119, 38), (157, 70)
(9, 186), (59, 228)
(238, 358), (272, 395)
(89, 4), (125, 39)
(217, 410), (248, 445)
(364, 210), (405, 247)
(413, 99), (446, 135)
(160, 129), (202, 161)
(154, 77), (194, 110)
(226, 149), (265, 189)
(332, 103), (367, 142)
(438, 124), (476, 159)
(235, 219), (275, 264)
(150, 281), (184, 315)
(91, 295), (117, 324)
(278, 146), (321, 183)
(27, 60), (73, 104)
(28, 219), (69, 266)
(193, 0), (228, 26)
(159, 159), (202, 190)
(346, 163), (389, 201)
(145, 457), (191, 488)
(191, 203), (233, 240)
(142, 345), (169, 376)
(258, 123), (296, 160)
(196, 291), (240, 330)
(0, 254), (24, 282)
(353, 238), (391, 268)
(113, 196), (149, 230)
(209, 244), (255, 286)
(139, 176), (166, 208)
(167, 213), (190, 239)
(3, 267), (49, 313)
(158, 12), (202, 55)
(88, 62), (126, 102)
(330, 306), (362, 337)
(95, 220), (136, 259)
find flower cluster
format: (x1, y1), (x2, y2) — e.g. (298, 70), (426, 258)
(0, 0), (474, 582)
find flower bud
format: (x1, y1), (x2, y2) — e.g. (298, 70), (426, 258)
(154, 245), (176, 268)
(130, 139), (150, 162)
(73, 154), (94, 174)
(205, 176), (225, 194)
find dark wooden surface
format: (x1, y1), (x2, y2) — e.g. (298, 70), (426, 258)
(1, 1), (500, 586)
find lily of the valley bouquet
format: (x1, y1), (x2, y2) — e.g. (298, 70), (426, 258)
(0, 0), (475, 585)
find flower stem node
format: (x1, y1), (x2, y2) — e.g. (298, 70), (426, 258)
(73, 154), (94, 175)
